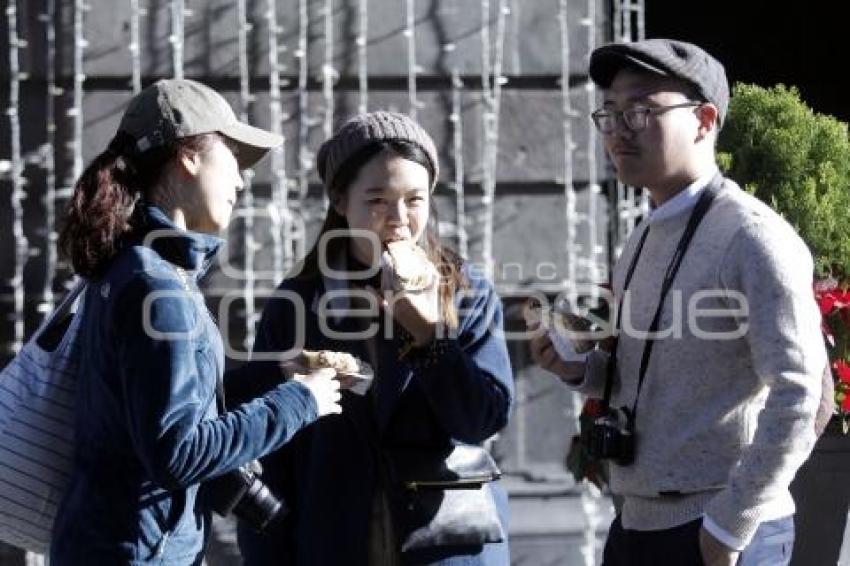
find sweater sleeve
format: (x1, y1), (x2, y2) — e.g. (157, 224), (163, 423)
(570, 349), (611, 398)
(116, 276), (318, 490)
(704, 219), (826, 547)
(409, 269), (514, 443)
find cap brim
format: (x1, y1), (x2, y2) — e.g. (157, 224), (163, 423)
(219, 121), (284, 169)
(589, 46), (671, 88)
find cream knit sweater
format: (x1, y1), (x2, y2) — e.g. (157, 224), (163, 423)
(579, 175), (825, 547)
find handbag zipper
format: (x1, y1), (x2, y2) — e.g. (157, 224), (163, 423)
(405, 475), (499, 491)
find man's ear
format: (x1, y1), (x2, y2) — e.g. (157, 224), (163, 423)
(695, 103), (719, 140)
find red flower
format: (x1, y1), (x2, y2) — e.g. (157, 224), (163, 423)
(834, 360), (850, 385)
(819, 293), (839, 316)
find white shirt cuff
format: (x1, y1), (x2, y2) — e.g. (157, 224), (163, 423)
(702, 514), (747, 551)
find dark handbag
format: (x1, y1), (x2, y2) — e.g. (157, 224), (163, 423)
(348, 312), (505, 553)
(384, 444), (505, 553)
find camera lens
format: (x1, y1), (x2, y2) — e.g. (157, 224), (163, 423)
(232, 475), (284, 531)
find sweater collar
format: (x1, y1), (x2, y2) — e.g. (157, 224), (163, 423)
(138, 204), (224, 278)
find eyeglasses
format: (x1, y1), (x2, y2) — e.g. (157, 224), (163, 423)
(590, 102), (702, 134)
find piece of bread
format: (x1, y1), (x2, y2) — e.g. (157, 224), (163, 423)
(383, 241), (435, 292)
(523, 303), (595, 354)
(301, 349), (362, 375)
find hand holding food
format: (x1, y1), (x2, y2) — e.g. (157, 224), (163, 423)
(523, 301), (595, 360)
(298, 349), (374, 395)
(381, 240), (437, 292)
(375, 241), (441, 347)
(291, 368), (343, 416)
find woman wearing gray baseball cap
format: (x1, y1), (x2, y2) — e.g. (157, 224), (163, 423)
(50, 79), (342, 565)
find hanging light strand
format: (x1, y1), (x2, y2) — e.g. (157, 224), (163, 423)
(322, 0), (335, 139)
(129, 0), (142, 93)
(71, 0), (87, 184)
(296, 0), (310, 202)
(169, 0), (184, 79)
(570, 8), (601, 565)
(405, 0), (418, 119)
(266, 0), (288, 280)
(38, 0), (59, 318)
(6, 0), (28, 353)
(478, 0), (508, 280)
(357, 0), (368, 114)
(583, 0), (601, 287)
(559, 0), (578, 303)
(236, 0), (258, 348)
(612, 0), (649, 257)
(450, 69), (468, 258)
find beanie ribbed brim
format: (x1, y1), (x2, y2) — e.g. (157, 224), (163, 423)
(316, 111), (440, 192)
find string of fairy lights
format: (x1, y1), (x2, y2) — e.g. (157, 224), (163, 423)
(405, 0), (419, 120)
(265, 0), (290, 284)
(613, 0), (649, 257)
(322, 0), (335, 140)
(5, 0), (25, 353)
(0, 1), (627, 341)
(169, 0), (184, 79)
(478, 0), (508, 281)
(1, 2), (617, 339)
(40, 0), (59, 318)
(449, 68), (468, 259)
(357, 0), (368, 114)
(236, 0), (258, 349)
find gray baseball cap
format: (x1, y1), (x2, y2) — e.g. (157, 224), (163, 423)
(589, 38), (729, 125)
(118, 78), (282, 168)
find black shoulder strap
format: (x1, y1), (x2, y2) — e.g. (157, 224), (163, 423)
(602, 182), (723, 419)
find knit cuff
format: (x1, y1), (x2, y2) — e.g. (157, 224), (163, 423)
(397, 326), (454, 371)
(701, 514), (747, 551)
(703, 490), (763, 549)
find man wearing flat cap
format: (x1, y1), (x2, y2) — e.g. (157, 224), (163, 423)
(531, 38), (825, 565)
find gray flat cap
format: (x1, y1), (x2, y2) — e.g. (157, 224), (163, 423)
(589, 38), (729, 125)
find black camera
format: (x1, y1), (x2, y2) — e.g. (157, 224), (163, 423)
(202, 461), (285, 531)
(584, 408), (636, 466)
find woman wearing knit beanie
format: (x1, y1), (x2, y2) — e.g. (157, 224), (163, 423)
(227, 111), (514, 565)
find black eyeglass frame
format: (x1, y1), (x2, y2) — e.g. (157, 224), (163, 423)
(590, 102), (703, 134)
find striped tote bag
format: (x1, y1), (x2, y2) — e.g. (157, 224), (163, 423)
(0, 282), (85, 553)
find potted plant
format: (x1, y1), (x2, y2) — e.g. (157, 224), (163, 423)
(718, 83), (850, 565)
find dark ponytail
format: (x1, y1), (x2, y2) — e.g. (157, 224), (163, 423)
(59, 131), (225, 279)
(59, 144), (139, 278)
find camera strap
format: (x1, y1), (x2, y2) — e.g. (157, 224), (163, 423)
(603, 181), (723, 427)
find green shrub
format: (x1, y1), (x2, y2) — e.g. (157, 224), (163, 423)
(718, 84), (850, 278)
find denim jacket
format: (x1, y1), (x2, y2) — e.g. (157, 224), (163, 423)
(50, 205), (318, 565)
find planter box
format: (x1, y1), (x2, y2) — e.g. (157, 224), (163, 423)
(791, 418), (850, 565)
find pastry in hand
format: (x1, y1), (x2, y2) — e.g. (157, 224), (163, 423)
(301, 349), (362, 374)
(523, 302), (595, 356)
(298, 349), (374, 395)
(382, 241), (436, 292)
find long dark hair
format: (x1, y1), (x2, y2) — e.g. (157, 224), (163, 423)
(59, 132), (224, 278)
(295, 139), (467, 328)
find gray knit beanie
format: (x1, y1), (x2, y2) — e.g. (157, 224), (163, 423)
(316, 111), (440, 192)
